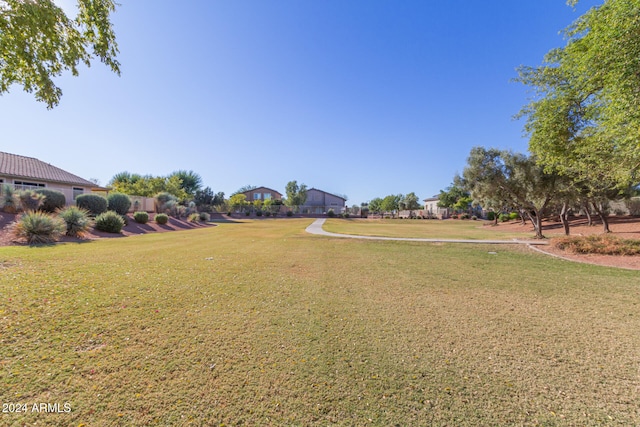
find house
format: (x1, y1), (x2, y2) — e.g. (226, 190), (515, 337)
(241, 186), (283, 203)
(423, 196), (450, 219)
(0, 151), (102, 204)
(300, 188), (346, 214)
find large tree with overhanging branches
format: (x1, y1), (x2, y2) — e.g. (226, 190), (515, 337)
(0, 0), (120, 108)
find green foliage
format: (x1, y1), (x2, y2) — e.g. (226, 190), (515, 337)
(438, 181), (470, 210)
(18, 190), (44, 212)
(133, 211), (149, 224)
(198, 212), (210, 222)
(9, 210), (65, 244)
(368, 197), (383, 214)
(399, 192), (421, 211)
(94, 210), (125, 233)
(0, 0), (120, 108)
(1, 184), (19, 213)
(76, 194), (108, 216)
(168, 170), (202, 196)
(188, 213), (200, 223)
(380, 194), (401, 214)
(34, 188), (66, 213)
(109, 172), (189, 200)
(256, 210), (263, 217)
(284, 181), (308, 213)
(155, 192), (178, 214)
(155, 213), (169, 225)
(487, 212), (496, 221)
(286, 210), (293, 217)
(508, 212), (519, 220)
(228, 193), (248, 212)
(107, 192), (131, 215)
(327, 209), (335, 218)
(58, 206), (92, 237)
(499, 213), (510, 223)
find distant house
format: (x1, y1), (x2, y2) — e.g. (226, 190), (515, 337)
(241, 186), (283, 202)
(300, 188), (346, 214)
(423, 196), (450, 219)
(0, 151), (102, 204)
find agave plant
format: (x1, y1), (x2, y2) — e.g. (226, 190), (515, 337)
(1, 184), (19, 213)
(9, 211), (66, 244)
(58, 206), (92, 237)
(18, 190), (45, 212)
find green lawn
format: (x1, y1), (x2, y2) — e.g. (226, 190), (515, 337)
(1, 219), (639, 426)
(323, 218), (534, 240)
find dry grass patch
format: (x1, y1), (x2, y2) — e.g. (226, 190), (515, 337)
(0, 219), (639, 425)
(554, 234), (640, 255)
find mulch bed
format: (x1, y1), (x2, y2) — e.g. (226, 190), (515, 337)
(0, 212), (216, 247)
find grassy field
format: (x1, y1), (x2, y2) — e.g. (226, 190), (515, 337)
(0, 219), (639, 426)
(323, 218), (533, 240)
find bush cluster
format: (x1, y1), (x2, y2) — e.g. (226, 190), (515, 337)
(95, 211), (125, 233)
(286, 211), (293, 217)
(199, 212), (210, 222)
(133, 211), (149, 224)
(34, 189), (66, 213)
(107, 193), (132, 215)
(188, 213), (199, 223)
(155, 213), (169, 224)
(18, 190), (45, 211)
(327, 209), (335, 218)
(76, 194), (108, 216)
(554, 235), (640, 255)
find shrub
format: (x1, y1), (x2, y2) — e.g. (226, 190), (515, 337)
(256, 210), (263, 217)
(461, 213), (470, 220)
(286, 211), (293, 217)
(133, 211), (149, 224)
(327, 209), (336, 218)
(19, 190), (45, 212)
(76, 194), (108, 216)
(451, 214), (459, 219)
(2, 184), (19, 213)
(34, 189), (66, 213)
(554, 235), (640, 255)
(186, 201), (197, 216)
(9, 211), (65, 244)
(94, 210), (125, 233)
(155, 192), (178, 213)
(343, 212), (350, 218)
(107, 193), (132, 215)
(155, 213), (169, 224)
(188, 213), (200, 223)
(625, 199), (640, 216)
(245, 211), (250, 216)
(58, 206), (92, 237)
(498, 213), (510, 222)
(471, 215), (478, 220)
(264, 211), (271, 217)
(199, 212), (210, 222)
(487, 212), (496, 221)
(508, 212), (519, 220)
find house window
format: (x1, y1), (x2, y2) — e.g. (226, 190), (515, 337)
(73, 187), (84, 200)
(263, 193), (271, 200)
(14, 181), (45, 190)
(253, 193), (261, 200)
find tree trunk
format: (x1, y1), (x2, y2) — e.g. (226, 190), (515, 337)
(527, 211), (545, 239)
(591, 202), (611, 233)
(560, 201), (571, 236)
(584, 202), (593, 226)
(519, 209), (527, 225)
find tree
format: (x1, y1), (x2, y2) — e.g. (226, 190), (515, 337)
(228, 193), (247, 213)
(368, 198), (383, 215)
(284, 181), (307, 213)
(380, 194), (401, 217)
(0, 0), (120, 108)
(438, 179), (472, 214)
(399, 192), (420, 217)
(462, 147), (557, 239)
(516, 0), (640, 226)
(169, 170), (202, 197)
(108, 172), (189, 200)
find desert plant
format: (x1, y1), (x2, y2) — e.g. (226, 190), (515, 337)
(461, 213), (470, 220)
(94, 210), (125, 233)
(9, 211), (65, 244)
(34, 189), (66, 213)
(155, 192), (178, 213)
(155, 213), (169, 224)
(107, 192), (132, 215)
(76, 194), (108, 216)
(256, 210), (263, 217)
(58, 206), (92, 237)
(451, 214), (459, 219)
(199, 212), (210, 222)
(133, 211), (149, 224)
(2, 184), (19, 213)
(286, 211), (293, 217)
(175, 205), (187, 218)
(471, 215), (478, 220)
(188, 213), (199, 223)
(186, 201), (197, 216)
(18, 190), (45, 212)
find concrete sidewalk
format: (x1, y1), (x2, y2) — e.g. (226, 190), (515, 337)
(305, 218), (549, 245)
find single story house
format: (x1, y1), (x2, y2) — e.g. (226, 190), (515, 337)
(300, 188), (346, 214)
(0, 151), (104, 204)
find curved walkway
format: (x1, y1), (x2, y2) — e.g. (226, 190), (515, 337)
(305, 218), (549, 245)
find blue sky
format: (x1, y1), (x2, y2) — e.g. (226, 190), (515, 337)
(1, 0), (601, 205)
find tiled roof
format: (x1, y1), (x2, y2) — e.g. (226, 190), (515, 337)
(308, 188), (347, 201)
(0, 151), (97, 187)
